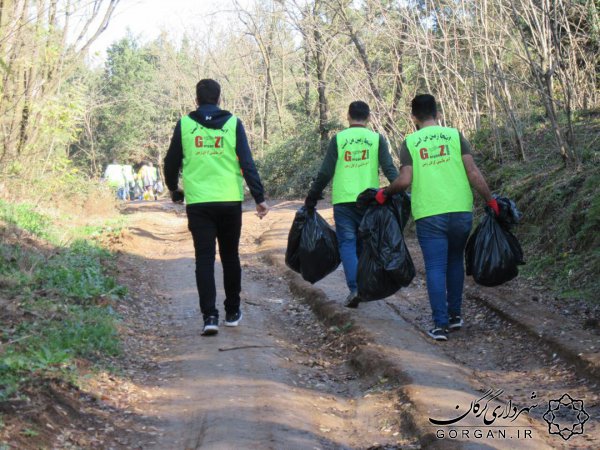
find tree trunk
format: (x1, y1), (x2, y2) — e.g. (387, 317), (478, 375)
(312, 14), (329, 147)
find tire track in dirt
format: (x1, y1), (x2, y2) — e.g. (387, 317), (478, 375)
(118, 201), (419, 449)
(260, 200), (599, 449)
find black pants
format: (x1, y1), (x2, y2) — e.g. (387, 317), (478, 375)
(187, 202), (242, 320)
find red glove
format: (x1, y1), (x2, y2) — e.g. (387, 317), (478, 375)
(487, 198), (500, 216)
(375, 188), (387, 205)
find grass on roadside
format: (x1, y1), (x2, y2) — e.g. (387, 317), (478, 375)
(477, 114), (600, 302)
(0, 202), (127, 400)
(0, 201), (53, 242)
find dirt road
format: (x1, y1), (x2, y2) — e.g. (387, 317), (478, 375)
(117, 201), (417, 449)
(113, 200), (598, 450)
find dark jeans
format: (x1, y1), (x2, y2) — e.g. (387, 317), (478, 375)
(187, 203), (242, 320)
(415, 212), (473, 328)
(333, 203), (364, 292)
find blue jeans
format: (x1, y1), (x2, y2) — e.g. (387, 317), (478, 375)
(117, 187), (127, 200)
(416, 212), (473, 328)
(333, 203), (364, 292)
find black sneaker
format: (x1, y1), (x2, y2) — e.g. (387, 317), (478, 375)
(449, 315), (463, 331)
(344, 291), (361, 308)
(427, 327), (448, 341)
(202, 316), (219, 336)
(224, 310), (242, 327)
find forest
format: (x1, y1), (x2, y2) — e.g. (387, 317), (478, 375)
(0, 0), (599, 446)
(2, 0), (598, 296)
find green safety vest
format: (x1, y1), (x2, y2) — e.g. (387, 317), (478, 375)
(105, 164), (124, 188)
(332, 127), (380, 204)
(405, 126), (473, 220)
(180, 115), (243, 204)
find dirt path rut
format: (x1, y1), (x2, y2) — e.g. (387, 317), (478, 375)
(116, 200), (598, 449)
(119, 202), (416, 450)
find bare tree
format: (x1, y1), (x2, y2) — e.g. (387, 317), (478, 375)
(0, 0), (121, 176)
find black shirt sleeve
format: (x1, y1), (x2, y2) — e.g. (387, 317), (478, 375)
(459, 132), (472, 155)
(378, 135), (399, 182)
(399, 140), (412, 166)
(163, 120), (183, 192)
(236, 119), (265, 204)
(307, 136), (338, 200)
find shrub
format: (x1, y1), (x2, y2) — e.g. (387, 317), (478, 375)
(257, 123), (337, 199)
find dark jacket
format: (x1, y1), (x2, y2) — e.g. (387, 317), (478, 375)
(163, 104), (265, 204)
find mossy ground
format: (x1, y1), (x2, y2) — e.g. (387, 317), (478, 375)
(478, 113), (600, 303)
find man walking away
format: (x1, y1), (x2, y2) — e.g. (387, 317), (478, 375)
(381, 94), (499, 341)
(103, 160), (126, 200)
(122, 164), (136, 201)
(148, 162), (160, 200)
(304, 101), (399, 308)
(164, 79), (269, 336)
(152, 162), (164, 199)
(134, 166), (144, 200)
(139, 162), (155, 201)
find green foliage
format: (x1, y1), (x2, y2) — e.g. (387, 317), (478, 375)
(72, 34), (186, 172)
(478, 117), (600, 302)
(0, 203), (126, 400)
(44, 157), (95, 198)
(331, 321), (354, 334)
(20, 428), (39, 438)
(36, 240), (127, 302)
(0, 268), (123, 399)
(0, 200), (53, 240)
(257, 122), (331, 198)
(97, 36), (158, 160)
(68, 219), (125, 242)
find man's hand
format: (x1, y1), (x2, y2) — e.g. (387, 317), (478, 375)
(375, 188), (387, 205)
(487, 198), (500, 216)
(256, 201), (269, 219)
(170, 189), (184, 204)
(304, 195), (318, 210)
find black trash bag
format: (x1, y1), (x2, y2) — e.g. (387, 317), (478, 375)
(285, 207), (341, 284)
(356, 188), (411, 231)
(285, 209), (304, 274)
(493, 194), (523, 230)
(356, 190), (415, 301)
(465, 210), (525, 287)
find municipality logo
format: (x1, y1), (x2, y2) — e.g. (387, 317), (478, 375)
(542, 393), (590, 440)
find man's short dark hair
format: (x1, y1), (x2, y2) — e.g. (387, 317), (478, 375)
(196, 79), (221, 105)
(348, 101), (370, 121)
(411, 94), (437, 121)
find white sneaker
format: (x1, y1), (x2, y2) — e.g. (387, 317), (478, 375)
(224, 311), (242, 327)
(202, 316), (219, 336)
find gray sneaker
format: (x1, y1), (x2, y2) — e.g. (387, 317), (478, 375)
(344, 291), (361, 308)
(427, 327), (449, 341)
(449, 315), (463, 330)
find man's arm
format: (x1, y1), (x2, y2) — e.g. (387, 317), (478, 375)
(384, 140), (412, 195)
(306, 137), (337, 200)
(385, 165), (413, 195)
(163, 121), (183, 192)
(462, 154), (493, 202)
(236, 119), (265, 204)
(378, 135), (399, 182)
